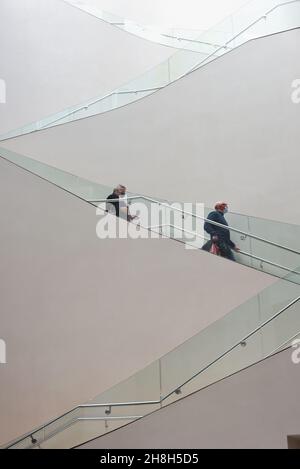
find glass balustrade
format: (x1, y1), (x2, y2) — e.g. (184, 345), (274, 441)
(1, 146), (300, 284)
(0, 146), (110, 202)
(6, 275), (300, 449)
(1, 0), (299, 141)
(63, 0), (206, 51)
(127, 195), (300, 284)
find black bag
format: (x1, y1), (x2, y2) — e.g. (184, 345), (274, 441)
(202, 240), (213, 252)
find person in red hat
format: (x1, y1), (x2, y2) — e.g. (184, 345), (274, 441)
(203, 201), (240, 261)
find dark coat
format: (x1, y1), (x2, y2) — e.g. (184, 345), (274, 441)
(204, 210), (235, 248)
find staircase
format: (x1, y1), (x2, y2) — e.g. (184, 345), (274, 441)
(1, 146), (299, 449)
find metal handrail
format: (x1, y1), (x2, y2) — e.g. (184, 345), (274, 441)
(6, 295), (300, 449)
(39, 87), (165, 129)
(27, 415), (144, 450)
(162, 295), (300, 401)
(80, 400), (160, 408)
(161, 33), (226, 49)
(3, 401), (160, 449)
(265, 330), (300, 358)
(143, 223), (300, 278)
(94, 198), (300, 280)
(93, 195), (300, 256)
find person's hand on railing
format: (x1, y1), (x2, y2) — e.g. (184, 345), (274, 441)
(128, 214), (139, 222)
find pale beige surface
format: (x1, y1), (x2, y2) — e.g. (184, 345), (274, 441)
(0, 157), (275, 445)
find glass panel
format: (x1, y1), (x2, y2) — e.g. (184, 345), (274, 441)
(261, 291), (300, 358)
(64, 1), (205, 51)
(265, 1), (300, 35)
(168, 50), (209, 82)
(248, 215), (300, 252)
(120, 60), (171, 91)
(203, 206), (300, 284)
(90, 360), (161, 406)
(160, 293), (262, 406)
(175, 282), (300, 409)
(40, 420), (84, 449)
(40, 416), (142, 449)
(7, 429), (45, 449)
(0, 146), (112, 201)
(245, 216), (300, 282)
(43, 408), (80, 444)
(161, 276), (300, 407)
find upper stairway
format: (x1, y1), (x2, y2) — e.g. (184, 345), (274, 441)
(1, 0), (299, 139)
(1, 146), (300, 285)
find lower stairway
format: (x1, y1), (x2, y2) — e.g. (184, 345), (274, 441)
(77, 347), (300, 449)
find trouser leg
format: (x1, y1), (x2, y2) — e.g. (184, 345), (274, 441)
(218, 240), (235, 261)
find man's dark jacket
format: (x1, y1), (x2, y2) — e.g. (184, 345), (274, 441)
(106, 192), (120, 217)
(204, 210), (235, 248)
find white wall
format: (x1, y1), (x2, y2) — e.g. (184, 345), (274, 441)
(0, 157), (275, 445)
(3, 29), (300, 224)
(78, 348), (300, 449)
(0, 0), (173, 134)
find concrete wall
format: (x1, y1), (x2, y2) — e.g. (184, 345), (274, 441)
(0, 0), (173, 134)
(3, 28), (300, 224)
(79, 347), (300, 449)
(0, 157), (275, 445)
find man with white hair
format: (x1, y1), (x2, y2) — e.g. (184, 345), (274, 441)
(203, 201), (240, 261)
(107, 185), (137, 221)
(116, 184), (129, 219)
